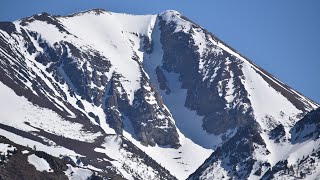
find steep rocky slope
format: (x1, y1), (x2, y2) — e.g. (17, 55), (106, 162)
(188, 108), (320, 179)
(0, 9), (318, 179)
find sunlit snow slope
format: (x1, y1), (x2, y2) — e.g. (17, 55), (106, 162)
(0, 9), (319, 180)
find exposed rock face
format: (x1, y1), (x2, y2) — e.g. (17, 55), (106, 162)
(189, 108), (320, 180)
(0, 136), (68, 180)
(290, 108), (320, 143)
(155, 66), (171, 94)
(188, 126), (266, 180)
(103, 72), (180, 147)
(128, 75), (180, 147)
(269, 124), (286, 143)
(0, 11), (180, 148)
(158, 15), (257, 135)
(0, 8), (319, 180)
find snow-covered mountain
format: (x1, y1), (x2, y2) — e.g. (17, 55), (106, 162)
(0, 9), (319, 179)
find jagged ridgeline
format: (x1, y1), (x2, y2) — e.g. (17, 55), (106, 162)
(0, 9), (319, 180)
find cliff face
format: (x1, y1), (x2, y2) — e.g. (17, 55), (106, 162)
(0, 9), (318, 179)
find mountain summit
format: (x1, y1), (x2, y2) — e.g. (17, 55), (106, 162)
(0, 9), (319, 179)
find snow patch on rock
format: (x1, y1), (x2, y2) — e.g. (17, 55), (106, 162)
(28, 154), (52, 172)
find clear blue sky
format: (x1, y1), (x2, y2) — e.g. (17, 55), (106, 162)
(1, 0), (319, 103)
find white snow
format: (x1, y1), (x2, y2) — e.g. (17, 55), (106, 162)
(123, 129), (212, 180)
(191, 26), (223, 76)
(94, 136), (123, 160)
(287, 139), (320, 166)
(0, 9), (318, 180)
(0, 143), (16, 156)
(198, 160), (229, 180)
(82, 99), (117, 134)
(21, 20), (66, 47)
(241, 61), (302, 130)
(57, 11), (157, 104)
(209, 37), (318, 111)
(160, 10), (192, 33)
(224, 57), (236, 108)
(240, 59), (314, 168)
(0, 128), (80, 158)
(28, 154), (52, 172)
(306, 166), (320, 180)
(0, 81), (101, 143)
(65, 164), (93, 180)
(111, 12), (156, 37)
(0, 82), (89, 162)
(192, 27), (207, 59)
(153, 11), (319, 179)
(249, 138), (320, 179)
(143, 83), (158, 105)
(138, 18), (216, 179)
(1, 23), (115, 135)
(143, 18), (223, 149)
(111, 161), (134, 180)
(55, 67), (115, 134)
(22, 150), (30, 154)
(94, 135), (162, 180)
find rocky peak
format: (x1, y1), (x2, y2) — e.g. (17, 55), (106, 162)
(0, 9), (319, 180)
